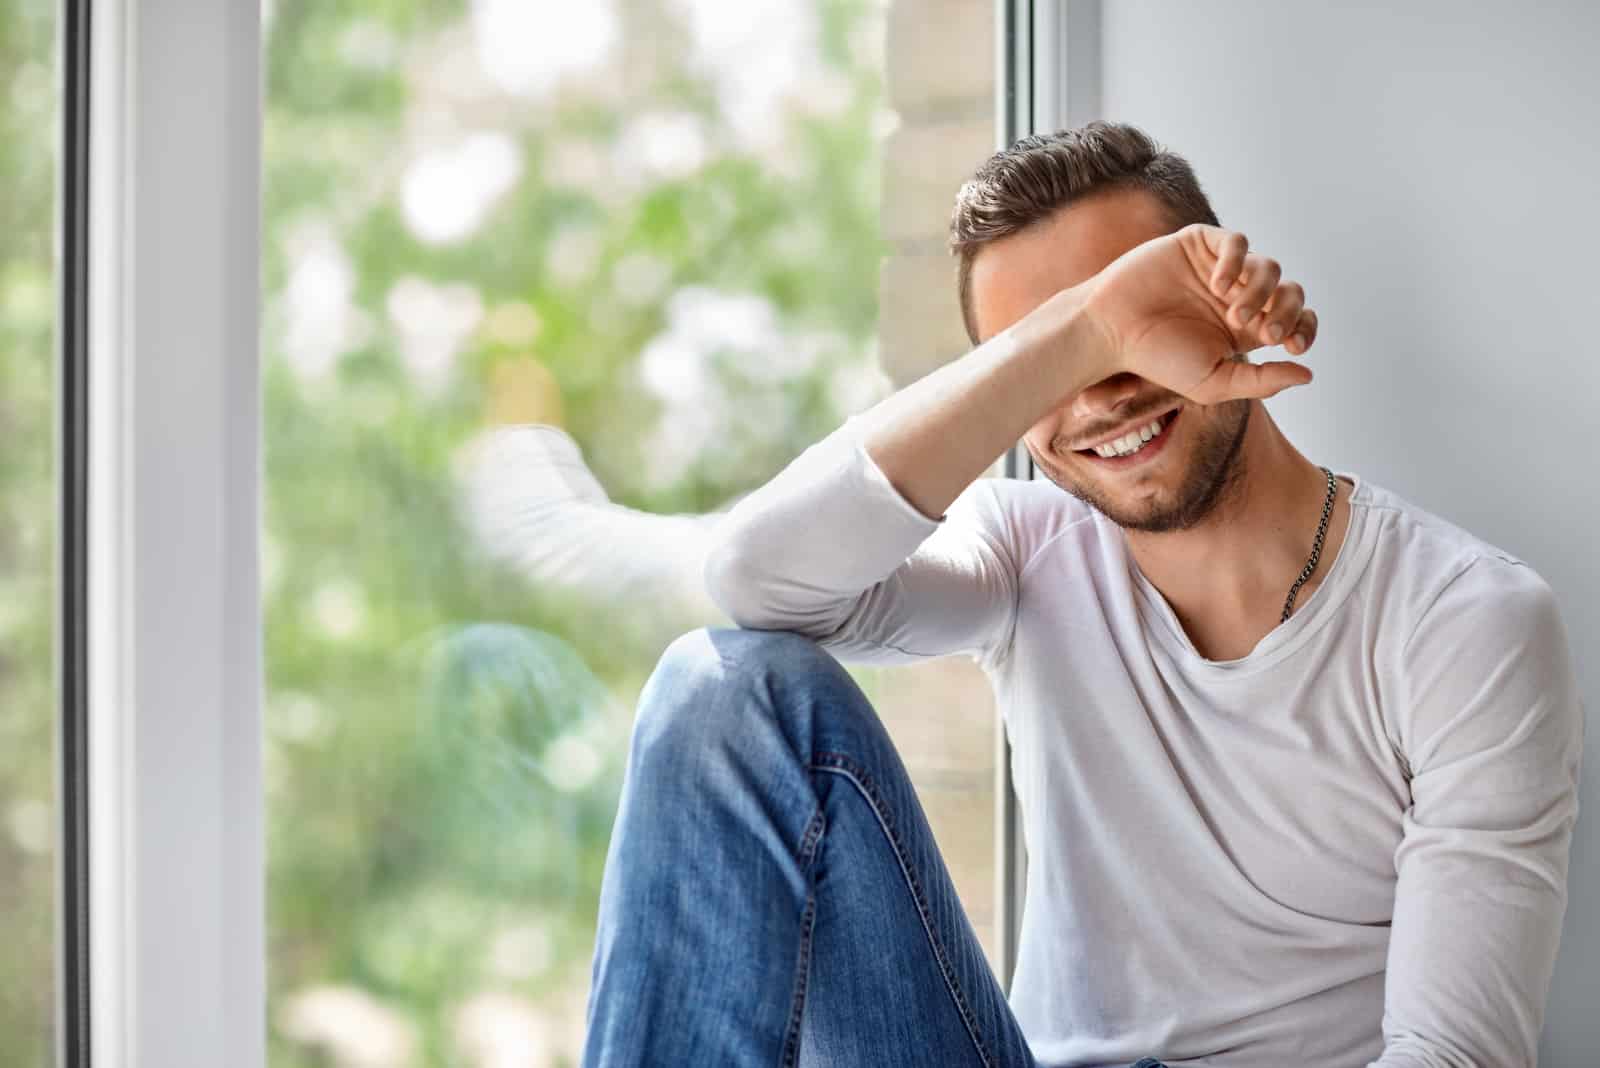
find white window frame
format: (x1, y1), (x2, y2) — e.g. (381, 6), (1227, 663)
(87, 2), (263, 1066)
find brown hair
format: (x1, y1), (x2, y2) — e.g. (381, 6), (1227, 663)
(948, 120), (1219, 344)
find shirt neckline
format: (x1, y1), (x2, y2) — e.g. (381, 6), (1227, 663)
(1114, 471), (1379, 678)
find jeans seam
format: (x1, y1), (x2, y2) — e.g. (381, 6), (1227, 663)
(795, 804), (827, 867)
(808, 750), (996, 1068)
(780, 806), (826, 1068)
(781, 889), (818, 1068)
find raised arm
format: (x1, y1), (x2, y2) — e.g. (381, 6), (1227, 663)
(862, 222), (1317, 520)
(707, 223), (1318, 663)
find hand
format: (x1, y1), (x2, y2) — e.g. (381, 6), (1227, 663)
(1080, 223), (1319, 405)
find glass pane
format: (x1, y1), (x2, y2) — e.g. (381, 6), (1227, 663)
(262, 1), (996, 1062)
(0, 0), (61, 1063)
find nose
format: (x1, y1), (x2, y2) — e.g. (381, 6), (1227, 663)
(1070, 372), (1144, 421)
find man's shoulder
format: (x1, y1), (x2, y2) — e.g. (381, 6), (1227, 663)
(1356, 475), (1534, 579)
(1356, 480), (1577, 769)
(1353, 475), (1560, 653)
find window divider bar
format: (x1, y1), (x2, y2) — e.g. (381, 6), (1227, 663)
(59, 0), (95, 1063)
(995, 0), (1033, 994)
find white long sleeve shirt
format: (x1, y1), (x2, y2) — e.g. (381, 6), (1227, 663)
(703, 418), (1584, 1068)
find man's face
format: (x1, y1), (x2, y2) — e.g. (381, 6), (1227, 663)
(968, 187), (1250, 532)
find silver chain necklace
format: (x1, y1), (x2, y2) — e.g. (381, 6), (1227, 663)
(1280, 466), (1338, 623)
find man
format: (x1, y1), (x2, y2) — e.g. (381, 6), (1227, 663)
(581, 122), (1583, 1067)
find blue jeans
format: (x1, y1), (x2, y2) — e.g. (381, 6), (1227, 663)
(584, 627), (1167, 1068)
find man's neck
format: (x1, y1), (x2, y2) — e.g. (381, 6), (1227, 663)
(1124, 403), (1352, 661)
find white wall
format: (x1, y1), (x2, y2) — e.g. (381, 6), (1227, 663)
(1096, 1), (1597, 1060)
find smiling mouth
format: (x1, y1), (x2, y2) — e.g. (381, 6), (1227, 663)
(1075, 408), (1180, 465)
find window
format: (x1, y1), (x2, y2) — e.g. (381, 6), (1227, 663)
(262, 0), (1000, 1062)
(0, 0), (62, 1062)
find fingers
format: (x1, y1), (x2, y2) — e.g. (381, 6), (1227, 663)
(1230, 275), (1316, 353)
(1182, 225), (1319, 387)
(1283, 307), (1318, 355)
(1256, 281), (1304, 347)
(1205, 228), (1250, 298)
(1188, 226), (1315, 352)
(1227, 253), (1282, 334)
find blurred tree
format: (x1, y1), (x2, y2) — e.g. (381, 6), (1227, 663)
(0, 0), (64, 1064)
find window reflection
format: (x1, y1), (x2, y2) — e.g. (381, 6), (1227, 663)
(264, 1), (996, 1062)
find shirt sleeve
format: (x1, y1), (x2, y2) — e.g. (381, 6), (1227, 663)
(1371, 558), (1584, 1067)
(703, 417), (1020, 667)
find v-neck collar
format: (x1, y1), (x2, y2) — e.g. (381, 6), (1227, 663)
(1112, 472), (1379, 679)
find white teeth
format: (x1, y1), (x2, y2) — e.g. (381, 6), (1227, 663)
(1094, 415), (1167, 458)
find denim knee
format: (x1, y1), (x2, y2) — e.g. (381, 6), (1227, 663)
(651, 624), (841, 697)
(629, 626), (845, 769)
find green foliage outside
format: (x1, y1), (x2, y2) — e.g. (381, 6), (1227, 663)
(0, 0), (62, 1064)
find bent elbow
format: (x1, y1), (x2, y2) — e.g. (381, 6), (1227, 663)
(702, 525), (851, 638)
(702, 527), (777, 629)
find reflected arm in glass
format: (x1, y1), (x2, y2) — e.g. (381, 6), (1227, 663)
(456, 423), (731, 649)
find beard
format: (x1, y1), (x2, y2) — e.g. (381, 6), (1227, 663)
(1036, 399), (1251, 533)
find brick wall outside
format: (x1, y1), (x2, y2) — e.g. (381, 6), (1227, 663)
(878, 0), (996, 387)
(864, 0), (1003, 975)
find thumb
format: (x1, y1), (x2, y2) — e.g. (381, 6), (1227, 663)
(1187, 357), (1312, 404)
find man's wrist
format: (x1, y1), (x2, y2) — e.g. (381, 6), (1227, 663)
(1015, 284), (1122, 405)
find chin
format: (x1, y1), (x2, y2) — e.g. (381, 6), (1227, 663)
(1041, 443), (1244, 533)
(1058, 471), (1196, 532)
